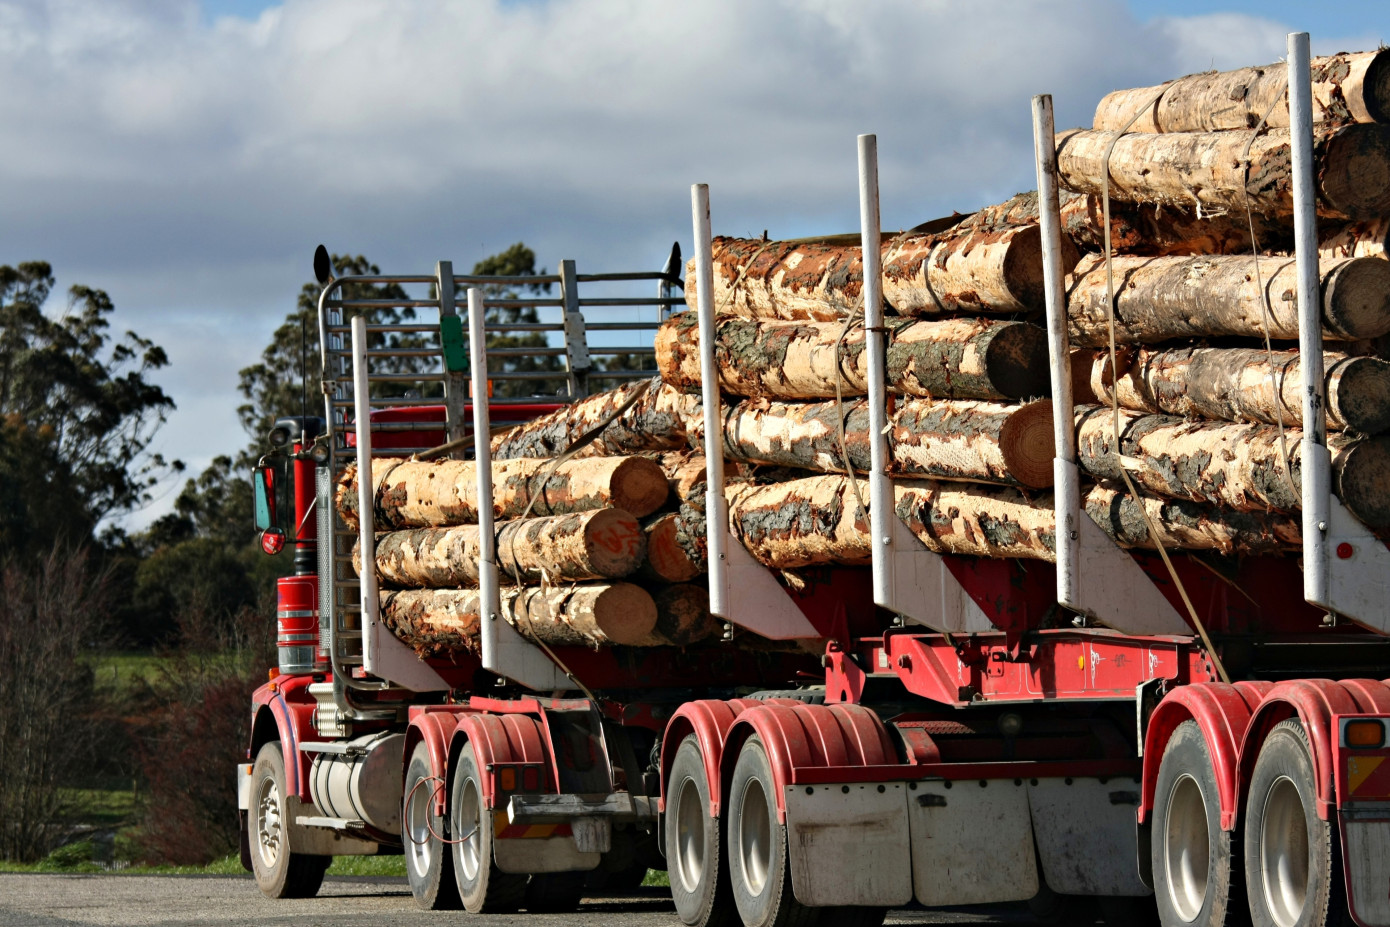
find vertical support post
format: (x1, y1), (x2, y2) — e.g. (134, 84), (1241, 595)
(350, 315), (381, 652)
(469, 288), (503, 670)
(858, 135), (894, 606)
(469, 289), (565, 688)
(437, 261), (469, 444)
(1032, 94), (1081, 611)
(1289, 32), (1332, 609)
(692, 183), (730, 618)
(560, 259), (591, 399)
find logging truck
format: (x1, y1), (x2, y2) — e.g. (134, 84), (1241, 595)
(239, 36), (1390, 927)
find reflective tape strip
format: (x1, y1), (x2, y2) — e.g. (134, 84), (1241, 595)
(278, 610), (317, 618)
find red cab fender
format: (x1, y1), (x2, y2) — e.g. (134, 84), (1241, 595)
(660, 699), (766, 817)
(1140, 681), (1270, 831)
(449, 710), (550, 811)
(1237, 679), (1390, 822)
(720, 702), (898, 824)
(250, 677), (319, 801)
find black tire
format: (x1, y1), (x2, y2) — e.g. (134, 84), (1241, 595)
(526, 871), (587, 912)
(403, 743), (460, 910)
(450, 741), (527, 914)
(666, 734), (738, 927)
(249, 742), (330, 899)
(1244, 719), (1351, 927)
(1151, 721), (1243, 927)
(727, 736), (819, 927)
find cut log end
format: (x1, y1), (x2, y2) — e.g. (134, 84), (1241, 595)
(1367, 51), (1390, 125)
(984, 322), (1051, 399)
(1331, 356), (1390, 435)
(1324, 125), (1390, 221)
(641, 512), (702, 583)
(585, 583), (660, 645)
(999, 224), (1047, 310)
(579, 508), (648, 578)
(609, 456), (671, 518)
(997, 400), (1056, 489)
(1325, 256), (1390, 340)
(647, 584), (720, 647)
(1337, 437), (1390, 529)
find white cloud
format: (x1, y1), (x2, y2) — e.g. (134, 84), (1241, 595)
(0, 0), (1375, 528)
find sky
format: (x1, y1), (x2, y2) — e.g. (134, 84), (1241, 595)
(1, 0), (1384, 530)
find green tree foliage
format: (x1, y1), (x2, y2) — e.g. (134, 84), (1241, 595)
(466, 242), (567, 398)
(0, 261), (180, 553)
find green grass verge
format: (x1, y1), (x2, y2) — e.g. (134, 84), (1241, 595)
(642, 868), (670, 888)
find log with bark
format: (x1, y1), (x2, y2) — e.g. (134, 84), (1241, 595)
(380, 583), (659, 657)
(1083, 483), (1301, 554)
(726, 476), (872, 569)
(359, 508), (645, 588)
(337, 455), (668, 529)
(713, 397), (1056, 489)
(1066, 253), (1390, 345)
(1090, 346), (1390, 434)
(1321, 218), (1390, 260)
(655, 312), (1049, 401)
(682, 226), (1075, 321)
(1056, 123), (1390, 221)
(639, 512), (703, 583)
(1093, 50), (1390, 133)
(1074, 406), (1390, 528)
(959, 189), (1292, 257)
(489, 378), (701, 460)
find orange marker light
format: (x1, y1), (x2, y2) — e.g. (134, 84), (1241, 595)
(1346, 720), (1385, 748)
(499, 767), (517, 792)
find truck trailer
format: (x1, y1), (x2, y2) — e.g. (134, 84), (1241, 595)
(239, 35), (1390, 927)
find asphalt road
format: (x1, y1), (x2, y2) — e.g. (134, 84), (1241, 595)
(0, 873), (1077, 926)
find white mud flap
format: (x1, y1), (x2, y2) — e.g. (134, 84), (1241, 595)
(1029, 777), (1150, 896)
(908, 779), (1038, 906)
(785, 782), (913, 907)
(1341, 810), (1390, 926)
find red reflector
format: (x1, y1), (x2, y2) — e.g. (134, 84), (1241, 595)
(499, 767), (517, 792)
(1337, 543), (1355, 560)
(522, 767), (540, 791)
(261, 528), (286, 556)
(1347, 720), (1385, 748)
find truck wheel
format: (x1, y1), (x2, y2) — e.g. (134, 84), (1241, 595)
(450, 741), (526, 914)
(666, 734), (738, 927)
(727, 736), (819, 927)
(403, 743), (460, 910)
(250, 742), (330, 899)
(1151, 720), (1239, 927)
(1244, 719), (1350, 927)
(526, 871), (586, 912)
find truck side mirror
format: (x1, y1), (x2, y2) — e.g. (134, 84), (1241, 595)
(253, 465), (277, 531)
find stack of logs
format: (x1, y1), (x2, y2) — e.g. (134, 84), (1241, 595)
(339, 48), (1390, 656)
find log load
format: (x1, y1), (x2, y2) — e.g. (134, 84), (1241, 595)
(655, 312), (1049, 401)
(682, 226), (1075, 321)
(959, 189), (1292, 258)
(1090, 346), (1390, 435)
(489, 377), (700, 460)
(1066, 254), (1390, 345)
(1074, 407), (1390, 528)
(1093, 50), (1390, 132)
(639, 512), (702, 583)
(643, 584), (721, 647)
(1055, 124), (1390, 221)
(714, 397), (1056, 489)
(1321, 218), (1390, 260)
(380, 583), (658, 656)
(337, 455), (668, 529)
(360, 508), (645, 588)
(721, 473), (1300, 566)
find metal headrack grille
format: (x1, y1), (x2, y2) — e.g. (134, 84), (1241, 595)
(315, 256), (681, 677)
